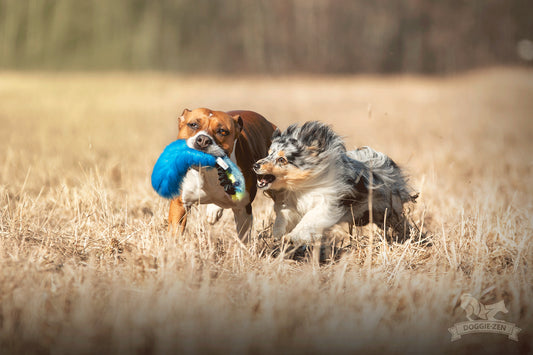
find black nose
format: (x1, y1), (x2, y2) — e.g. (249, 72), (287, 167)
(195, 134), (212, 149)
(252, 162), (260, 171)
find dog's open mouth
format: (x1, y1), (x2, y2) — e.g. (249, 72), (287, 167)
(256, 174), (276, 189)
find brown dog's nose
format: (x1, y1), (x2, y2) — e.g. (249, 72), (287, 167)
(195, 134), (212, 149)
(252, 162), (260, 171)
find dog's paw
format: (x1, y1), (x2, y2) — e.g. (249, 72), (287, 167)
(286, 232), (307, 245)
(206, 204), (224, 224)
(287, 228), (321, 245)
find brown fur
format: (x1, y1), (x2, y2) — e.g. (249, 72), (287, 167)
(169, 108), (276, 233)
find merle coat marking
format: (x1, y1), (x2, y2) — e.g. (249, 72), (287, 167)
(254, 121), (417, 243)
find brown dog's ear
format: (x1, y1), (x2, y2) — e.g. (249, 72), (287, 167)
(232, 114), (243, 136)
(178, 108), (191, 124)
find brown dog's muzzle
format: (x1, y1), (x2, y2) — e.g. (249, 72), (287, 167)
(195, 134), (213, 150)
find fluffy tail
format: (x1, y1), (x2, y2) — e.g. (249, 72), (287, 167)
(347, 146), (416, 204)
(346, 146), (420, 241)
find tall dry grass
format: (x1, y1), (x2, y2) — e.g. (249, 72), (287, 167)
(0, 68), (532, 354)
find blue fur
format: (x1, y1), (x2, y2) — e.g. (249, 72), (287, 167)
(151, 139), (246, 201)
(151, 139), (217, 199)
(223, 157), (246, 200)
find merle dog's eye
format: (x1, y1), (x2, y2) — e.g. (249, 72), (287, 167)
(276, 156), (288, 165)
(187, 122), (199, 130)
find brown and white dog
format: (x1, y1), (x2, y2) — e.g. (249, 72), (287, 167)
(168, 108), (276, 239)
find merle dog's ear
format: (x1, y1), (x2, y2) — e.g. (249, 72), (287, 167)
(272, 128), (281, 139)
(178, 108), (191, 124)
(300, 121), (332, 152)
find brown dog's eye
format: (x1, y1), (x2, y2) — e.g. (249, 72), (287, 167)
(276, 157), (288, 165)
(187, 122), (199, 130)
(217, 129), (229, 136)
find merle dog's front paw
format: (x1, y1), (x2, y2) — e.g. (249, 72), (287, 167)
(286, 229), (322, 245)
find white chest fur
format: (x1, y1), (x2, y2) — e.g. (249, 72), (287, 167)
(285, 188), (334, 214)
(180, 167), (250, 209)
(180, 141), (250, 209)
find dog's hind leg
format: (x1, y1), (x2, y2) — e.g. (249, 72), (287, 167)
(387, 208), (423, 243)
(372, 194), (414, 242)
(169, 197), (187, 234)
(233, 203), (253, 242)
(388, 215), (411, 242)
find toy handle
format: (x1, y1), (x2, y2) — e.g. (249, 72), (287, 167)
(216, 164), (236, 195)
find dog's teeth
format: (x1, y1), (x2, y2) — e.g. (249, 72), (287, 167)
(258, 179), (269, 188)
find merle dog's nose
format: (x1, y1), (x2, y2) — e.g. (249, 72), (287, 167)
(252, 162), (260, 171)
(195, 134), (212, 149)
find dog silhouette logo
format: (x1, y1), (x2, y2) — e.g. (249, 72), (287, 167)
(460, 293), (508, 321)
(449, 293), (521, 342)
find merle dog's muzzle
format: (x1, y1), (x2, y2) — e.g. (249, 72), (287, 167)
(253, 159), (276, 189)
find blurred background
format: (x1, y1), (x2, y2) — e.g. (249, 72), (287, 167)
(1, 3), (533, 354)
(1, 0), (532, 74)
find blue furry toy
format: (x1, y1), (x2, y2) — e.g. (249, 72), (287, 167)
(151, 139), (245, 201)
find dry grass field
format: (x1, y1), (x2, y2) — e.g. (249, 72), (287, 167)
(0, 68), (532, 354)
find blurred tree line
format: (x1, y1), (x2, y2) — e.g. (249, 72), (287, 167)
(0, 0), (531, 73)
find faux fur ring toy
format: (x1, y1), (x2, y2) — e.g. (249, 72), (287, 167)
(151, 139), (245, 201)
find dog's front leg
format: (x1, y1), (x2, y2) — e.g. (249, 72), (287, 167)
(168, 197), (187, 234)
(286, 205), (344, 244)
(206, 204), (224, 224)
(232, 204), (253, 242)
(272, 203), (299, 239)
(272, 211), (289, 239)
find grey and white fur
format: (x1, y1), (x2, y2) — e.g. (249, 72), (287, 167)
(253, 121), (418, 244)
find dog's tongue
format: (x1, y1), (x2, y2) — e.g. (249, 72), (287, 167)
(257, 179), (268, 188)
(257, 174), (275, 188)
